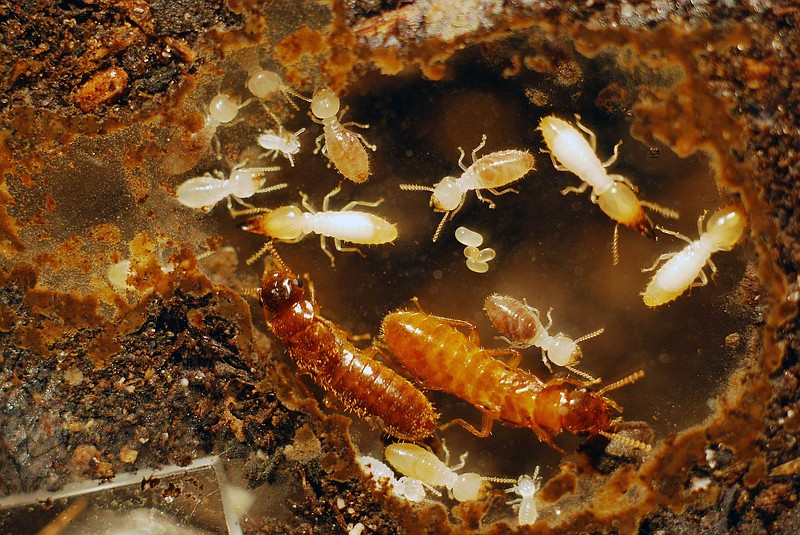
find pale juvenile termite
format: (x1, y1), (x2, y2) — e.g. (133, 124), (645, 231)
(310, 87), (377, 183)
(400, 135), (535, 241)
(506, 469), (541, 526)
(538, 115), (678, 263)
(381, 302), (651, 453)
(256, 106), (305, 167)
(642, 204), (747, 307)
(237, 183), (398, 266)
(176, 163), (286, 213)
(256, 243), (437, 441)
(484, 293), (604, 380)
(384, 443), (486, 502)
(193, 92), (254, 143)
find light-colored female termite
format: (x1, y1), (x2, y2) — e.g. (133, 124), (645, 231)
(237, 183), (398, 266)
(538, 114), (678, 263)
(506, 469), (541, 526)
(176, 163), (285, 213)
(381, 302), (651, 453)
(384, 443), (485, 502)
(642, 204), (747, 307)
(310, 87), (376, 183)
(256, 106), (305, 167)
(400, 135), (535, 241)
(484, 293), (603, 380)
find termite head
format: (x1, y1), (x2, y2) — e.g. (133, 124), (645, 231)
(598, 180), (655, 240)
(534, 385), (612, 436)
(259, 272), (305, 314)
(432, 177), (465, 212)
(311, 87), (340, 120)
(228, 168), (266, 197)
(705, 203), (747, 250)
(547, 335), (581, 367)
(239, 206), (305, 240)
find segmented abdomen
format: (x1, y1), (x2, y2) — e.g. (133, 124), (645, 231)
(464, 150), (535, 190)
(484, 294), (538, 345)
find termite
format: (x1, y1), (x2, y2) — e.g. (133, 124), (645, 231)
(384, 443), (485, 502)
(642, 203), (747, 307)
(256, 243), (437, 441)
(506, 469), (541, 526)
(380, 302), (650, 452)
(246, 69), (308, 110)
(237, 183), (398, 266)
(356, 455), (427, 502)
(257, 105), (305, 167)
(400, 135), (535, 241)
(194, 92), (253, 143)
(310, 87), (376, 183)
(176, 163), (286, 213)
(538, 114), (678, 263)
(484, 293), (604, 380)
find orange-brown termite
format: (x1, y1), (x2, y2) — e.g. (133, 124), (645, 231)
(257, 243), (436, 441)
(380, 302), (650, 452)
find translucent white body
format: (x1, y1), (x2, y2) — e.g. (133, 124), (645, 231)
(401, 135), (535, 241)
(538, 115), (654, 238)
(356, 455), (427, 502)
(247, 70), (284, 99)
(506, 470), (540, 526)
(642, 204), (747, 307)
(257, 126), (304, 166)
(240, 186), (397, 266)
(484, 294), (603, 370)
(311, 87), (376, 183)
(384, 443), (483, 502)
(455, 226), (483, 247)
(176, 165), (281, 211)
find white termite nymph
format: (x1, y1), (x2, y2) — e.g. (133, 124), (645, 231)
(642, 203), (747, 307)
(176, 163), (286, 213)
(384, 443), (484, 502)
(506, 468), (541, 526)
(257, 105), (305, 167)
(238, 183), (398, 266)
(538, 114), (678, 264)
(400, 135), (535, 241)
(310, 87), (376, 183)
(484, 293), (603, 381)
(194, 92), (254, 142)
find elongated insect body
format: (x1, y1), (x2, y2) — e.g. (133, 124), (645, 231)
(257, 127), (305, 166)
(539, 115), (667, 243)
(384, 443), (484, 502)
(381, 308), (649, 451)
(401, 135), (535, 241)
(506, 469), (541, 526)
(356, 456), (427, 502)
(311, 88), (376, 183)
(484, 294), (603, 375)
(176, 165), (284, 212)
(239, 185), (397, 266)
(258, 246), (436, 441)
(643, 204), (747, 307)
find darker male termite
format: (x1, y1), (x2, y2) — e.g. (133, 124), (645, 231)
(256, 243), (437, 441)
(381, 301), (650, 452)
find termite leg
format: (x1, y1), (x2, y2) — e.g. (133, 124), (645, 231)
(300, 191), (317, 213)
(656, 225), (694, 245)
(544, 149), (570, 172)
(474, 189), (497, 209)
(440, 411), (496, 438)
(613, 173), (637, 192)
(313, 133), (325, 155)
(319, 236), (336, 267)
(321, 183), (342, 211)
(351, 131), (377, 151)
(560, 181), (590, 196)
(692, 267), (709, 288)
(486, 187), (520, 197)
(333, 238), (366, 258)
(603, 141), (622, 168)
(541, 352), (554, 373)
(573, 114), (597, 151)
(484, 348), (523, 368)
(544, 308), (554, 331)
(707, 257), (718, 278)
(339, 198), (384, 212)
(471, 134), (488, 163)
(545, 375), (594, 389)
(641, 251), (676, 272)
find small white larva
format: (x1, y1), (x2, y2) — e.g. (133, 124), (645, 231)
(176, 163), (284, 213)
(237, 183), (398, 266)
(257, 126), (305, 167)
(401, 135), (535, 241)
(642, 204), (747, 307)
(506, 468), (541, 526)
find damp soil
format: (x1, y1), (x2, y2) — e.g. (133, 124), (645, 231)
(1, 1), (800, 534)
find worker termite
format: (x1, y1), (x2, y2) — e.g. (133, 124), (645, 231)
(538, 115), (678, 263)
(380, 302), (651, 452)
(246, 69), (308, 110)
(384, 443), (486, 502)
(193, 92), (253, 143)
(237, 183), (398, 266)
(484, 293), (603, 380)
(400, 135), (535, 241)
(256, 243), (437, 441)
(310, 87), (376, 183)
(642, 204), (747, 307)
(506, 469), (541, 526)
(176, 163), (286, 213)
(257, 106), (305, 167)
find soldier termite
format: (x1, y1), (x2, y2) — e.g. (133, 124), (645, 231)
(484, 293), (604, 380)
(380, 302), (651, 453)
(401, 135), (535, 241)
(538, 114), (678, 264)
(310, 87), (377, 183)
(176, 163), (286, 213)
(384, 443), (486, 502)
(237, 183), (398, 266)
(256, 243), (437, 441)
(642, 204), (747, 307)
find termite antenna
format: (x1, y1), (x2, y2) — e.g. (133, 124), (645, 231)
(432, 211), (450, 242)
(640, 200), (680, 220)
(256, 182), (289, 194)
(566, 366), (600, 383)
(240, 287), (261, 299)
(399, 184), (435, 193)
(246, 242), (273, 266)
(612, 224), (620, 266)
(482, 476), (518, 484)
(573, 327), (605, 345)
(599, 430), (652, 452)
(231, 206), (272, 218)
(597, 370), (645, 396)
